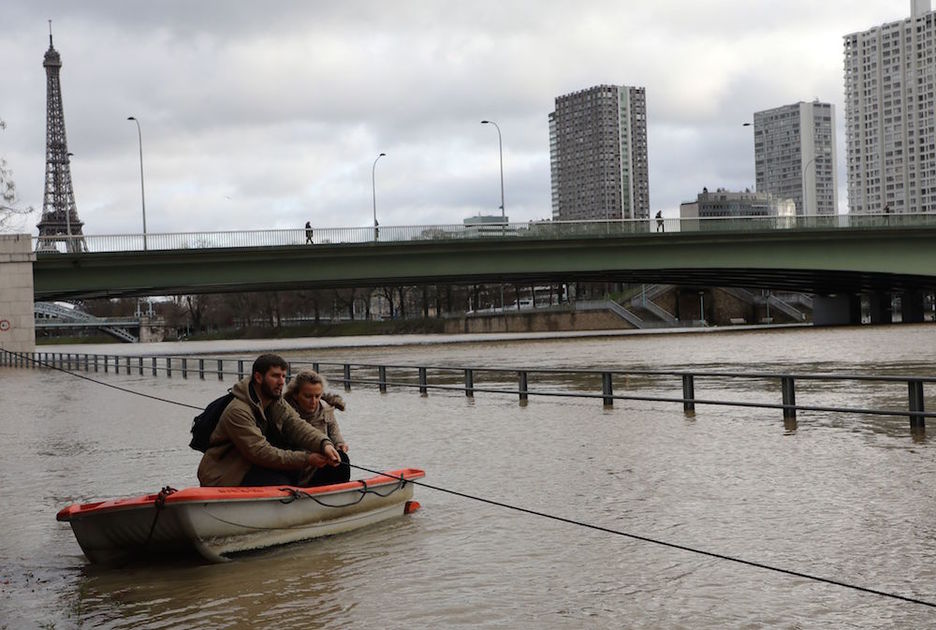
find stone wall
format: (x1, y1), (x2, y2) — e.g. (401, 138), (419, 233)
(443, 309), (634, 334)
(0, 234), (36, 353)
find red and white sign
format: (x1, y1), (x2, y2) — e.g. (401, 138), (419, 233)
(0, 319), (10, 332)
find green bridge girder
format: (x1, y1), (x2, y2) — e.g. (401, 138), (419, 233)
(32, 226), (936, 301)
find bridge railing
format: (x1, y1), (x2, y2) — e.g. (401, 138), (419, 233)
(31, 212), (936, 254)
(2, 349), (933, 435)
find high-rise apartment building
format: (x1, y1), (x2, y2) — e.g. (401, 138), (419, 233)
(844, 0), (936, 213)
(752, 101), (838, 216)
(549, 85), (649, 221)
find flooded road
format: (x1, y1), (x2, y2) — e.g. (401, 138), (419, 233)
(2, 325), (936, 628)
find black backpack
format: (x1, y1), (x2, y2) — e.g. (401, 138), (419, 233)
(189, 392), (235, 452)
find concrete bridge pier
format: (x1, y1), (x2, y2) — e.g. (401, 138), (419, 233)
(899, 290), (926, 324)
(0, 234), (36, 353)
(813, 294), (861, 326)
(867, 292), (892, 324)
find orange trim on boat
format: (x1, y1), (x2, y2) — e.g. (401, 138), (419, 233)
(56, 468), (425, 522)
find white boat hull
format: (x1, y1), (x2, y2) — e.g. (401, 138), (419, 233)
(58, 468), (424, 565)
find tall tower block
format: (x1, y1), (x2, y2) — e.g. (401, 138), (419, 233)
(35, 28), (86, 252)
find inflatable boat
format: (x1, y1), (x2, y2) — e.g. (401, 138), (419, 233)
(57, 468), (425, 565)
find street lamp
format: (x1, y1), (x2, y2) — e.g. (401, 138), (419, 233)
(127, 116), (147, 250)
(480, 120), (505, 224)
(372, 152), (386, 241)
(742, 122), (764, 194)
(481, 120), (506, 312)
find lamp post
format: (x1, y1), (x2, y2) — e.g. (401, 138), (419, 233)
(127, 116), (147, 250)
(741, 122), (763, 194)
(480, 120), (505, 225)
(481, 119), (506, 312)
(372, 152), (386, 241)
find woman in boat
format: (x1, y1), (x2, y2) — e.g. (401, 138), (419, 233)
(285, 370), (351, 484)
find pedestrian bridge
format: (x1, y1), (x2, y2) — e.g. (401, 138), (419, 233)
(30, 215), (936, 306)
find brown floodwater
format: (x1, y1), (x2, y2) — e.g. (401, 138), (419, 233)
(2, 325), (936, 628)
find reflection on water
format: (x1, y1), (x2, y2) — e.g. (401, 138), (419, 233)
(4, 325), (936, 628)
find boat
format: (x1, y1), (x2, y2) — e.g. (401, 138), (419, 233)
(57, 468), (425, 565)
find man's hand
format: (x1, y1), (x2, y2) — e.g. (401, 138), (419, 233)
(308, 444), (341, 468)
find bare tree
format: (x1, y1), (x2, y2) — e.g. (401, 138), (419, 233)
(0, 119), (34, 232)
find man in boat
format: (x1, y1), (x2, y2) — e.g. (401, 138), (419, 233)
(197, 353), (343, 487)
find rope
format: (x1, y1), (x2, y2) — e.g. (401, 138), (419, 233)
(279, 477), (408, 509)
(144, 486), (177, 547)
(1, 348), (203, 410)
(7, 348), (935, 608)
(347, 463), (936, 609)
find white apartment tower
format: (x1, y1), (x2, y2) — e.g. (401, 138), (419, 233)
(752, 101), (838, 216)
(844, 0), (936, 213)
(549, 85), (650, 221)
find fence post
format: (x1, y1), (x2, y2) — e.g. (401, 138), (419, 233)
(464, 369), (474, 397)
(781, 376), (796, 421)
(237, 360), (244, 380)
(83, 354), (89, 372)
(378, 366), (387, 393)
(909, 379), (925, 432)
(313, 362), (320, 373)
(418, 367), (428, 396)
(518, 371), (529, 404)
(199, 358), (205, 380)
(682, 374), (695, 414)
(125, 356), (131, 375)
(94, 354), (99, 372)
(138, 357), (143, 375)
(103, 355), (109, 373)
(166, 357), (172, 378)
(182, 358), (188, 379)
(602, 372), (613, 407)
(217, 359), (224, 381)
(344, 364), (352, 392)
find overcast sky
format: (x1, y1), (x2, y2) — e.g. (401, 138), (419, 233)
(0, 1), (918, 235)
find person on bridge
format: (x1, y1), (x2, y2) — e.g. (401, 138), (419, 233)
(655, 210), (665, 233)
(197, 353), (342, 487)
(285, 370), (351, 484)
(305, 221), (314, 244)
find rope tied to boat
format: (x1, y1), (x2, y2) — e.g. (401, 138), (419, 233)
(278, 476), (408, 509)
(144, 486), (178, 547)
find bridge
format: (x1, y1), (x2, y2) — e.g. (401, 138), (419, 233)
(29, 214), (936, 296)
(2, 214), (935, 353)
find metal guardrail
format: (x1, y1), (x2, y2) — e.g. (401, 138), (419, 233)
(2, 349), (931, 434)
(30, 213), (936, 254)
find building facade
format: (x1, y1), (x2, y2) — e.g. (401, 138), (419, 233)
(680, 188), (795, 220)
(844, 0), (936, 213)
(752, 101), (838, 216)
(549, 85), (649, 222)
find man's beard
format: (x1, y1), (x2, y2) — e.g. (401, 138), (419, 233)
(260, 380), (281, 400)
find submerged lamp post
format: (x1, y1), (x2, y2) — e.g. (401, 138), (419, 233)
(127, 116), (147, 250)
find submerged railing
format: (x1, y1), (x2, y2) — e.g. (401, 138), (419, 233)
(2, 349), (932, 434)
(30, 212), (936, 254)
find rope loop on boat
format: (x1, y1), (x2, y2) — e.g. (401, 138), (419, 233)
(145, 486), (178, 547)
(278, 476), (407, 508)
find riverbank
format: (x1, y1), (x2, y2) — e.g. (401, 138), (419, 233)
(43, 322), (810, 356)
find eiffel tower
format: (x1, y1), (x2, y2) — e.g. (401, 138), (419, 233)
(35, 26), (86, 253)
